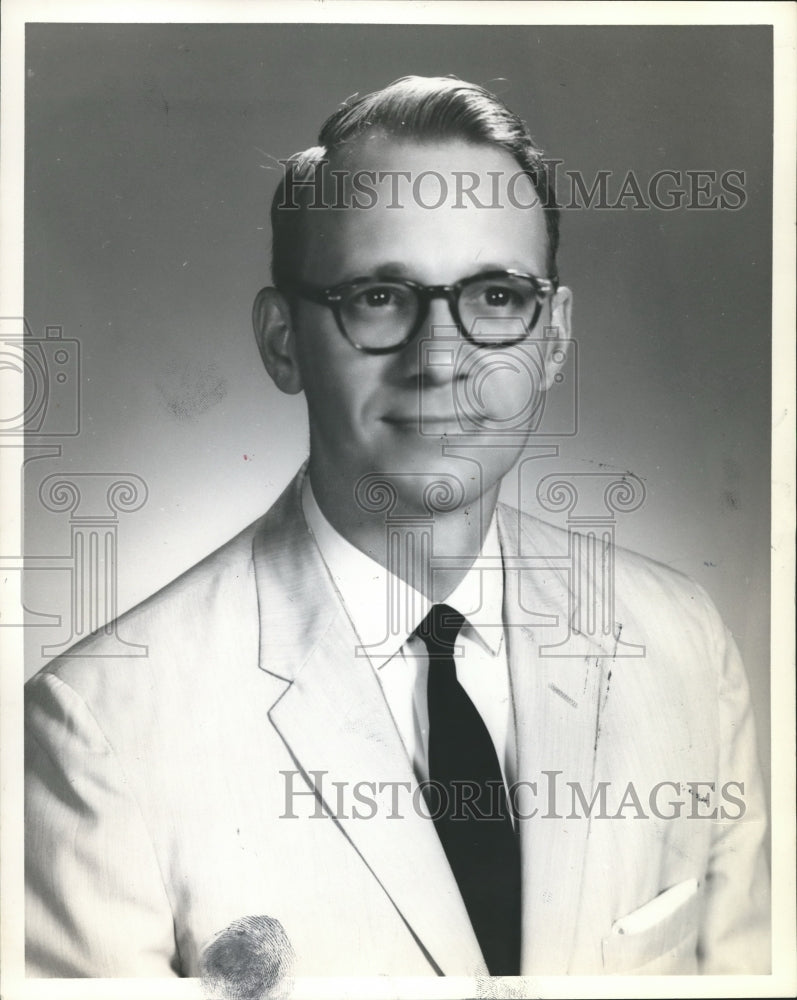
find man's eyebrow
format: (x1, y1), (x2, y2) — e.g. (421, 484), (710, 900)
(370, 262), (414, 279)
(319, 262), (412, 285)
(339, 261), (540, 283)
(472, 261), (540, 274)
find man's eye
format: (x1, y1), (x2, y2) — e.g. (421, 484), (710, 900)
(483, 285), (519, 308)
(355, 286), (399, 309)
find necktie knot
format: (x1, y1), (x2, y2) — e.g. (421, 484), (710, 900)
(416, 603), (465, 659)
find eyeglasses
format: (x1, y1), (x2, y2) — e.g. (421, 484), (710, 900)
(284, 269), (559, 354)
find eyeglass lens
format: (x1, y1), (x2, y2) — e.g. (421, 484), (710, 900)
(338, 274), (545, 350)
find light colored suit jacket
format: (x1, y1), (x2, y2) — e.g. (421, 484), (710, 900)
(25, 471), (770, 978)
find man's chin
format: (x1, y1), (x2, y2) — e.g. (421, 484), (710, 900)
(352, 454), (503, 519)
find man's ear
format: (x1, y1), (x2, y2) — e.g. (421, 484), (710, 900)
(541, 285), (573, 391)
(252, 287), (303, 395)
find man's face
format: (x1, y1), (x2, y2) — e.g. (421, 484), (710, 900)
(263, 137), (571, 517)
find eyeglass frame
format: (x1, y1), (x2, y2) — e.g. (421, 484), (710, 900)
(282, 268), (560, 355)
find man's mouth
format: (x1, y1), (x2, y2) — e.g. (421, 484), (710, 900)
(381, 412), (495, 431)
(382, 414), (458, 425)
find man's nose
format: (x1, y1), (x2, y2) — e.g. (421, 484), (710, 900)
(399, 295), (470, 386)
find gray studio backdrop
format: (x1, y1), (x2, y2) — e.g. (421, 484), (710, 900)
(22, 24), (772, 795)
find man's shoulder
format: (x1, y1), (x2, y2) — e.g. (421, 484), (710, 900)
(105, 516), (262, 642)
(24, 509), (279, 709)
(30, 472), (306, 675)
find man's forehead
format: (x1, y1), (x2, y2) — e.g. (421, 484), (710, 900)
(326, 134), (534, 193)
(299, 137), (548, 283)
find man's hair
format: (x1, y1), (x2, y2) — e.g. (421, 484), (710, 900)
(270, 75), (560, 291)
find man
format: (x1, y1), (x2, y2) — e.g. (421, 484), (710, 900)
(25, 76), (770, 981)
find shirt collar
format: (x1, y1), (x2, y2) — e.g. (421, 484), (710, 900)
(301, 477), (504, 667)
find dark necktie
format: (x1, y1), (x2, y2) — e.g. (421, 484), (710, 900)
(417, 603), (521, 976)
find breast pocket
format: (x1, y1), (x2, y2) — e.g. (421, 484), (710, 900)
(601, 879), (700, 974)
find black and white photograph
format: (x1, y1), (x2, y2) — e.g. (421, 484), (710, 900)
(1, 2), (794, 998)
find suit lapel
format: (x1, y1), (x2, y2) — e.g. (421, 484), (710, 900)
(252, 472), (487, 976)
(498, 505), (610, 974)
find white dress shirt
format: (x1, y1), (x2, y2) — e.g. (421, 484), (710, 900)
(301, 478), (516, 789)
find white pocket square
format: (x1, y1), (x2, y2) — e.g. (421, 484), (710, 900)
(611, 878), (699, 936)
(602, 879), (700, 974)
